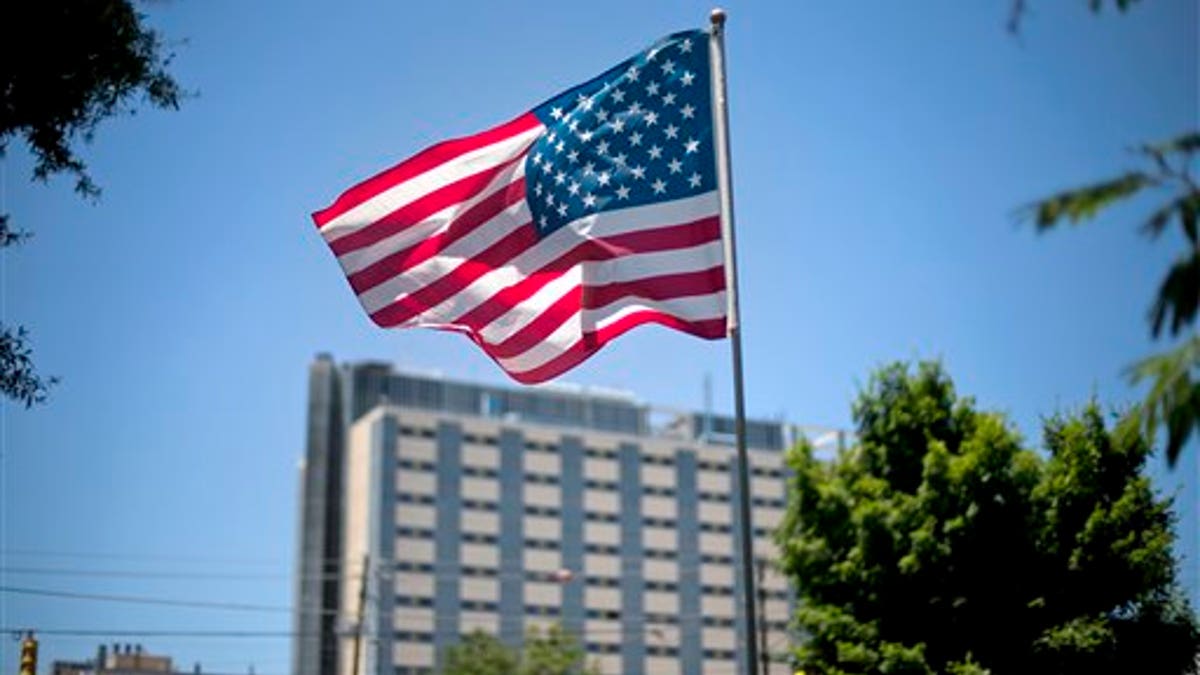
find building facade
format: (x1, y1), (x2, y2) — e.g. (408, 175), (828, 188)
(295, 356), (839, 675)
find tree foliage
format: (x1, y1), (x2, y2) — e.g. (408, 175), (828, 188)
(1028, 132), (1200, 465)
(779, 362), (1199, 675)
(439, 626), (599, 675)
(0, 0), (183, 407)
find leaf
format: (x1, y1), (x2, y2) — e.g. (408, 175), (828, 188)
(1148, 250), (1200, 338)
(1140, 192), (1200, 243)
(1029, 173), (1152, 231)
(1127, 337), (1200, 466)
(1145, 132), (1200, 158)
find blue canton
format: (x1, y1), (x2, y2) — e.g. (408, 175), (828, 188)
(527, 30), (715, 238)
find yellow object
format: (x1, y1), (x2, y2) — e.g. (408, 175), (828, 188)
(19, 634), (38, 675)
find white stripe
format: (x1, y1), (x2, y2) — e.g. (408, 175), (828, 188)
(338, 161), (526, 276)
(356, 199), (531, 312)
(320, 125), (543, 243)
(498, 292), (727, 375)
(476, 240), (725, 346)
(387, 191), (720, 323)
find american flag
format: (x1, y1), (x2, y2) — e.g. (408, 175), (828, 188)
(312, 30), (726, 383)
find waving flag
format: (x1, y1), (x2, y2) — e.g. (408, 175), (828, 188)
(312, 30), (725, 384)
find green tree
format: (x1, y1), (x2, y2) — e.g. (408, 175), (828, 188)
(778, 362), (1199, 675)
(439, 626), (599, 675)
(440, 630), (519, 675)
(0, 0), (183, 406)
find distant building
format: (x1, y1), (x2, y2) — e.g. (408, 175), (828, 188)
(51, 643), (236, 675)
(293, 356), (844, 675)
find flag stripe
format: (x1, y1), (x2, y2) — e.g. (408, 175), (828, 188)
(313, 113), (542, 230)
(471, 240), (724, 347)
(374, 194), (720, 324)
(336, 159), (528, 276)
(346, 175), (528, 294)
(505, 311), (727, 384)
(328, 153), (527, 257)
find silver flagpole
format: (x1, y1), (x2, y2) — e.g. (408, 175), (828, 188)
(709, 9), (760, 675)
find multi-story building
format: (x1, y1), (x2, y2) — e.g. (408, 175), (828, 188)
(293, 356), (842, 675)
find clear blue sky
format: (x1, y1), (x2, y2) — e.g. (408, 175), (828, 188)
(1, 0), (1196, 670)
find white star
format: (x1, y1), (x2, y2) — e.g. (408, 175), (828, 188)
(610, 117), (625, 133)
(557, 204), (568, 217)
(629, 132), (643, 146)
(534, 183), (543, 196)
(554, 171), (566, 185)
(644, 111), (659, 126)
(627, 65), (640, 81)
(568, 119), (580, 133)
(539, 214), (548, 227)
(668, 158), (683, 174)
(662, 92), (676, 107)
(684, 138), (700, 154)
(548, 131), (557, 143)
(596, 108), (609, 122)
(577, 93), (594, 111)
(646, 81), (660, 96)
(661, 59), (676, 75)
(688, 172), (702, 188)
(568, 181), (581, 196)
(583, 193), (597, 208)
(596, 140), (610, 155)
(681, 71), (695, 86)
(542, 162), (553, 175)
(579, 130), (593, 143)
(616, 185), (630, 200)
(627, 101), (642, 116)
(630, 165), (646, 180)
(583, 161), (595, 176)
(550, 107), (564, 120)
(555, 140), (565, 154)
(545, 192), (555, 206)
(680, 104), (696, 119)
(612, 88), (626, 103)
(567, 150), (579, 164)
(679, 38), (693, 53)
(648, 145), (663, 160)
(532, 152), (542, 166)
(664, 124), (679, 140)
(651, 178), (667, 194)
(613, 152), (627, 166)
(597, 171), (611, 187)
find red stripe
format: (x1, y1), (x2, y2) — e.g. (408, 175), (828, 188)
(505, 311), (727, 384)
(312, 113), (541, 229)
(347, 177), (527, 295)
(329, 155), (525, 257)
(485, 267), (725, 360)
(368, 224), (539, 328)
(451, 215), (722, 333)
(583, 266), (726, 309)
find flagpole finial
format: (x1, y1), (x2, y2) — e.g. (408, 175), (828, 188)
(710, 7), (726, 26)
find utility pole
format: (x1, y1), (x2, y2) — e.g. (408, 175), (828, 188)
(351, 554), (370, 675)
(757, 560), (769, 675)
(19, 631), (37, 675)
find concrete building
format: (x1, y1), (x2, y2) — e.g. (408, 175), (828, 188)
(294, 356), (842, 675)
(51, 643), (236, 675)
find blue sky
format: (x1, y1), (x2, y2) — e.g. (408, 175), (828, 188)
(1, 0), (1196, 670)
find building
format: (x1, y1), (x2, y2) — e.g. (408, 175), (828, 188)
(294, 356), (843, 675)
(51, 643), (237, 675)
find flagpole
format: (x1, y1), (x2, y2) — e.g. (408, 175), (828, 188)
(709, 9), (760, 675)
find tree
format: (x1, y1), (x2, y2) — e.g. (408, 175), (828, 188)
(0, 0), (183, 406)
(778, 362), (1199, 675)
(439, 625), (599, 675)
(441, 631), (520, 675)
